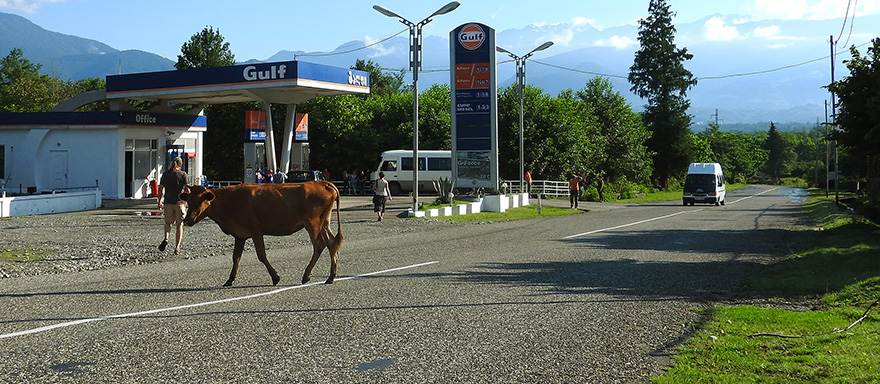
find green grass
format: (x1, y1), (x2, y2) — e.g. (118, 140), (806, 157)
(0, 248), (49, 263)
(615, 183), (749, 204)
(656, 306), (880, 383)
(655, 192), (880, 383)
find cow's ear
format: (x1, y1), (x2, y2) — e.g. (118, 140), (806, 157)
(179, 192), (190, 201)
(205, 190), (215, 202)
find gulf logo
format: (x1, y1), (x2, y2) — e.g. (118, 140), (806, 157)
(458, 24), (485, 50)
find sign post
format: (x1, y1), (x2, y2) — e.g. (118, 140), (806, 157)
(450, 23), (498, 193)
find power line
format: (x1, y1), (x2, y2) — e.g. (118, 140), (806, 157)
(523, 40), (873, 82)
(292, 27), (872, 84)
(294, 29), (407, 59)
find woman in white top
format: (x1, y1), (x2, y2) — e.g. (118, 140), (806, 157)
(373, 172), (392, 221)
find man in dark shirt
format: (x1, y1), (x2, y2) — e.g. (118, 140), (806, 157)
(158, 157), (189, 255)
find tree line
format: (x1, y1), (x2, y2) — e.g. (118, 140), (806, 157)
(2, 1), (878, 198)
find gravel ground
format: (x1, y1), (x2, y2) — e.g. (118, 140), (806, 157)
(0, 195), (449, 279)
(2, 194), (548, 279)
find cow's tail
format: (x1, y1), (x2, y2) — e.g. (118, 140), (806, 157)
(333, 182), (343, 243)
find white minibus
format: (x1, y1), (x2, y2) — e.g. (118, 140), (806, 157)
(682, 162), (726, 206)
(370, 150), (452, 195)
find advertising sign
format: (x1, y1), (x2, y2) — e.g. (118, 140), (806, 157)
(294, 113), (308, 141)
(246, 110), (266, 141)
(450, 23), (498, 190)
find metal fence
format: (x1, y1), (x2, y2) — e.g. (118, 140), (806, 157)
(506, 180), (569, 197)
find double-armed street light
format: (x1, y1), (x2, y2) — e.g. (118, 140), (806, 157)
(496, 41), (554, 194)
(373, 2), (460, 213)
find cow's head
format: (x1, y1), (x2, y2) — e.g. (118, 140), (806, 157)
(180, 185), (215, 226)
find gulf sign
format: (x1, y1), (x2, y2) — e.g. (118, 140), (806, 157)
(458, 24), (485, 50)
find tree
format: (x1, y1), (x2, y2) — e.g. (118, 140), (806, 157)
(697, 125), (768, 184)
(763, 122), (795, 184)
(827, 38), (880, 184)
(0, 48), (41, 84)
(352, 59), (404, 97)
(576, 77), (652, 184)
(0, 48), (105, 112)
(628, 0), (697, 189)
(175, 26), (235, 70)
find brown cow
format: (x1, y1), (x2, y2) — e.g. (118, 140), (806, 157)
(180, 181), (343, 286)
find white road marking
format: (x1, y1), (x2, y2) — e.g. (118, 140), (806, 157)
(725, 186), (779, 204)
(0, 261), (439, 340)
(564, 210), (699, 239)
(564, 187), (780, 239)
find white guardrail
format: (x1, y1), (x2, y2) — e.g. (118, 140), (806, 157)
(506, 180), (570, 197)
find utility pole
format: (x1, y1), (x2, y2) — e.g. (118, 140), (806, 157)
(830, 35), (839, 203)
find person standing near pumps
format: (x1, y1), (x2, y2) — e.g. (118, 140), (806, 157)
(373, 172), (392, 221)
(158, 157), (189, 255)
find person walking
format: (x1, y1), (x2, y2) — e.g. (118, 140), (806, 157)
(373, 172), (392, 221)
(525, 168), (533, 196)
(158, 157), (189, 255)
(569, 174), (582, 209)
(596, 175), (605, 203)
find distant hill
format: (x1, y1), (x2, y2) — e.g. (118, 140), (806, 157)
(2, 11), (876, 126)
(0, 12), (174, 80)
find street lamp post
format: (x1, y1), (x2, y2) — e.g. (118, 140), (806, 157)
(373, 2), (460, 214)
(496, 41), (553, 193)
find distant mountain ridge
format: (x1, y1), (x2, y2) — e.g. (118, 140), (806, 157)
(0, 12), (174, 80)
(2, 11), (876, 125)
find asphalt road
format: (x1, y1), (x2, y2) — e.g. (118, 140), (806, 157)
(0, 185), (806, 383)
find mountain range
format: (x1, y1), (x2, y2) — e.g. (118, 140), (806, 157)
(2, 11), (876, 127)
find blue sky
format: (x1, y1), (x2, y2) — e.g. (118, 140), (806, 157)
(2, 0), (878, 61)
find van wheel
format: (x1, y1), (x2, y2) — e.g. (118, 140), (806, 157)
(720, 199), (725, 206)
(682, 200), (687, 206)
(715, 201), (720, 206)
(389, 182), (402, 196)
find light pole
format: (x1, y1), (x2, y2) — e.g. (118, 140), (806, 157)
(496, 41), (553, 193)
(373, 1), (460, 213)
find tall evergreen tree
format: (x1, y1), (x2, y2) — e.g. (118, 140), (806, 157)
(175, 26), (235, 70)
(628, 0), (697, 189)
(763, 122), (793, 184)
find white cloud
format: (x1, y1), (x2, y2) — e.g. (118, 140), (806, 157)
(752, 0), (880, 21)
(364, 35), (398, 59)
(752, 25), (780, 38)
(0, 0), (66, 13)
(594, 35), (637, 50)
(702, 17), (741, 41)
(537, 17), (598, 47)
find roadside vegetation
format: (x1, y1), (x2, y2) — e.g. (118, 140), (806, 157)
(655, 190), (880, 383)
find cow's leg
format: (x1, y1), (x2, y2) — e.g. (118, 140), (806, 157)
(225, 238), (246, 286)
(301, 225), (326, 284)
(252, 235), (281, 286)
(323, 225), (342, 285)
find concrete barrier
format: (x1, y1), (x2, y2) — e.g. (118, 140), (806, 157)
(0, 189), (102, 217)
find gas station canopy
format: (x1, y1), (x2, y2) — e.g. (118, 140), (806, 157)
(105, 60), (370, 105)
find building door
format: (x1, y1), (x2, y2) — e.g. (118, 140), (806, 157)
(50, 150), (68, 190)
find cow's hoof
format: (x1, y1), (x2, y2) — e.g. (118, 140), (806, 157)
(324, 278), (335, 284)
(272, 275), (281, 286)
(223, 280), (234, 287)
(302, 276), (311, 284)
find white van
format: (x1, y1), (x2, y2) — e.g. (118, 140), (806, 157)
(370, 150), (452, 195)
(682, 163), (726, 206)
